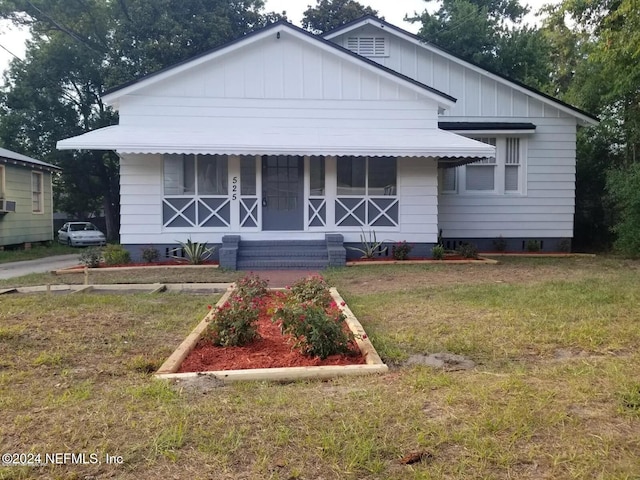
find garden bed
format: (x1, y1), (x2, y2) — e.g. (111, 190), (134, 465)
(346, 256), (498, 266)
(156, 284), (387, 383)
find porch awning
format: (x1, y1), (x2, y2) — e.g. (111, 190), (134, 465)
(57, 125), (495, 159)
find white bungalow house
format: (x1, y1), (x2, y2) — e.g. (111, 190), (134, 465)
(57, 17), (597, 269)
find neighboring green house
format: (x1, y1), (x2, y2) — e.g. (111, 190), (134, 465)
(0, 147), (61, 247)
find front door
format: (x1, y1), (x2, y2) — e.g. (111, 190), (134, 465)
(262, 155), (304, 231)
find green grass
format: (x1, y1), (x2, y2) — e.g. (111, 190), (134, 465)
(0, 242), (77, 264)
(0, 258), (639, 479)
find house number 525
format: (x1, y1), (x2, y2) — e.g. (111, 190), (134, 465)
(232, 176), (238, 200)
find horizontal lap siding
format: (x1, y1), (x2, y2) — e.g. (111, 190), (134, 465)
(0, 166), (53, 245)
(119, 154), (163, 242)
(439, 117), (577, 238)
(397, 158), (438, 242)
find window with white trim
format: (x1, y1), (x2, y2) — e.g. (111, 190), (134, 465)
(32, 171), (43, 213)
(439, 136), (526, 195)
(346, 36), (388, 57)
(163, 154), (228, 196)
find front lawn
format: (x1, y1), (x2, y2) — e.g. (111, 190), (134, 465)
(0, 257), (638, 479)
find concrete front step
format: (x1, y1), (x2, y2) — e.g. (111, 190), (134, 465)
(238, 249), (328, 258)
(237, 259), (329, 270)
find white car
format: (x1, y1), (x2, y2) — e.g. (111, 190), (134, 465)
(58, 222), (107, 247)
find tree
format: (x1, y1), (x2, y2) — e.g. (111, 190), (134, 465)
(302, 0), (380, 34)
(407, 0), (551, 87)
(0, 0), (283, 239)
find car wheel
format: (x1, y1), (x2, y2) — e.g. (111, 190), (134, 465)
(67, 238), (73, 247)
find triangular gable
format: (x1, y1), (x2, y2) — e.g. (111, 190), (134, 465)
(324, 16), (598, 125)
(103, 21), (456, 110)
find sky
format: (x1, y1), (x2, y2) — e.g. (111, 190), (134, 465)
(0, 0), (556, 76)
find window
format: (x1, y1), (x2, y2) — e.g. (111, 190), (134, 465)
(310, 156), (325, 196)
(440, 137), (525, 195)
(466, 138), (497, 191)
(163, 154), (228, 195)
(346, 36), (388, 57)
(32, 171), (43, 213)
(240, 156), (256, 196)
(337, 157), (396, 195)
(505, 138), (520, 192)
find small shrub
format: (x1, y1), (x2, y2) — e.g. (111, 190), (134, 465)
(558, 239), (571, 253)
(492, 235), (507, 252)
(431, 244), (445, 260)
(457, 242), (479, 259)
(526, 240), (541, 252)
(235, 273), (269, 301)
(289, 275), (332, 307)
(141, 246), (160, 263)
(274, 301), (353, 359)
(102, 244), (131, 266)
(206, 297), (262, 347)
(392, 241), (413, 260)
(79, 247), (102, 267)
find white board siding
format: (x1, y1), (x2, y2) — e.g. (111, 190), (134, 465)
(133, 35), (423, 104)
(438, 117), (577, 238)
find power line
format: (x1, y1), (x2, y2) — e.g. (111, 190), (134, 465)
(0, 41), (20, 60)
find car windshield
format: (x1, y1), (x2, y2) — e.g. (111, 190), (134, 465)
(69, 224), (96, 232)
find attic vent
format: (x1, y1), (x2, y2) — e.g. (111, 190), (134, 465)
(346, 36), (388, 57)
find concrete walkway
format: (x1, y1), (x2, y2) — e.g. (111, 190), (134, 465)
(0, 254), (79, 280)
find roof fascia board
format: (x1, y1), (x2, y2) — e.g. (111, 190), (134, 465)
(103, 22), (455, 110)
(447, 129), (536, 135)
(0, 157), (60, 172)
(325, 17), (598, 125)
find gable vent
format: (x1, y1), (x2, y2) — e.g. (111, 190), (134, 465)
(346, 36), (388, 57)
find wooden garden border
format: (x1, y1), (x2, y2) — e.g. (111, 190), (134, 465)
(155, 286), (388, 383)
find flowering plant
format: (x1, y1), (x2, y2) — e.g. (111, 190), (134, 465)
(289, 275), (332, 308)
(274, 300), (354, 359)
(205, 295), (262, 347)
(392, 241), (413, 260)
(235, 273), (269, 301)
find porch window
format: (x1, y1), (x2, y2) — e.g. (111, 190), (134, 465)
(32, 171), (43, 213)
(240, 156), (256, 196)
(309, 156), (325, 196)
(335, 157), (398, 228)
(162, 154), (230, 228)
(164, 154), (228, 196)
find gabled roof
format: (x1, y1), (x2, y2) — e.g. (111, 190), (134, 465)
(0, 147), (61, 172)
(324, 15), (598, 125)
(103, 20), (456, 109)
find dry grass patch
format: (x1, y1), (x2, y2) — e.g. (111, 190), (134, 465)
(0, 258), (639, 479)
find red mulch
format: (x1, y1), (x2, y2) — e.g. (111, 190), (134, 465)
(178, 296), (365, 372)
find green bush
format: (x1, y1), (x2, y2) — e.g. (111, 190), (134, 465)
(492, 236), (507, 252)
(456, 242), (478, 259)
(235, 273), (269, 301)
(102, 244), (131, 265)
(289, 275), (332, 307)
(431, 244), (445, 260)
(141, 246), (160, 263)
(206, 296), (262, 347)
(526, 240), (541, 252)
(274, 301), (353, 359)
(392, 241), (413, 260)
(607, 164), (640, 258)
(79, 247), (102, 267)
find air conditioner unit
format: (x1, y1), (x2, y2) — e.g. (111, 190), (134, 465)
(0, 199), (16, 213)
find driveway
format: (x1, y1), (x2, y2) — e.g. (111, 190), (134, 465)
(0, 254), (80, 280)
